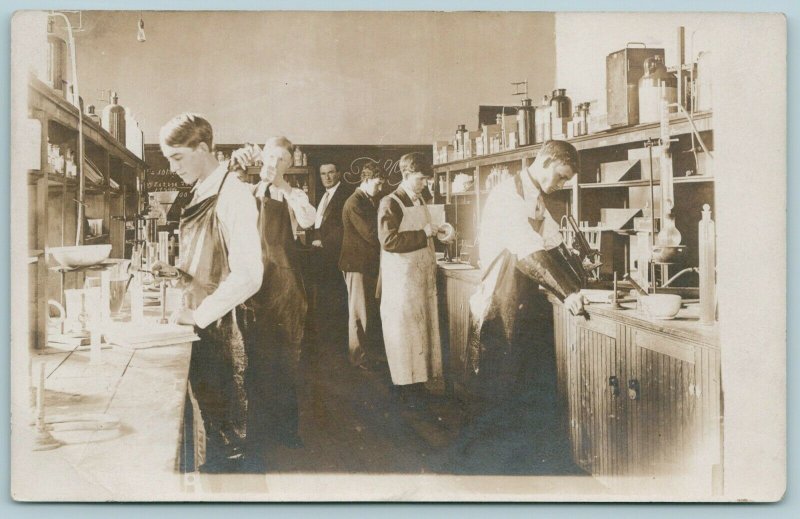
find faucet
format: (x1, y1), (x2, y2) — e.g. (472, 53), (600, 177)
(661, 267), (698, 288)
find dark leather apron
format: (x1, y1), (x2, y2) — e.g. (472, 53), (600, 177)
(464, 175), (554, 400)
(178, 170), (251, 464)
(246, 184), (307, 452)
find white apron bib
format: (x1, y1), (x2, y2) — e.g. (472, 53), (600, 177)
(380, 193), (443, 386)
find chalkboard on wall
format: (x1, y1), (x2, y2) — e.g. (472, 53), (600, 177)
(145, 143), (433, 207)
(300, 144), (432, 204)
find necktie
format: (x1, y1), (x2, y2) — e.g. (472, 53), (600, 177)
(315, 190), (331, 229)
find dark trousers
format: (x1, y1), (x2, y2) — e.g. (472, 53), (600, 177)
(189, 310), (249, 464)
(245, 320), (301, 458)
(309, 261), (348, 347)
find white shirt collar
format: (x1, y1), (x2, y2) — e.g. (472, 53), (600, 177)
(191, 162), (229, 203)
(401, 183), (420, 204)
(521, 166), (545, 217)
(325, 181), (341, 197)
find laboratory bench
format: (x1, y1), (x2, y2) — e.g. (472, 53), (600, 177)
(436, 263), (722, 495)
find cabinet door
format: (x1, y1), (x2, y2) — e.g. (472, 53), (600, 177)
(574, 317), (626, 478)
(437, 274), (474, 393)
(624, 328), (698, 479)
(447, 277), (473, 391)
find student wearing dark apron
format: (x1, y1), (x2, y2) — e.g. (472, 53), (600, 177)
(155, 114), (263, 473)
(231, 137), (316, 466)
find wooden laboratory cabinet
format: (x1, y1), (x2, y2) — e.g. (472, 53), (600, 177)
(552, 299), (722, 492)
(438, 266), (722, 493)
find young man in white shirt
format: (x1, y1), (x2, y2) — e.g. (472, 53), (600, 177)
(154, 113), (263, 473)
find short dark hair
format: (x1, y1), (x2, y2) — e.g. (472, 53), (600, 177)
(399, 152), (432, 178)
(360, 161), (387, 182)
(159, 113), (213, 150)
(539, 140), (580, 172)
(320, 162), (339, 173)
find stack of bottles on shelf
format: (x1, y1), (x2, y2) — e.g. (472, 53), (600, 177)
(95, 90), (145, 159)
(292, 146), (309, 167)
(432, 88), (597, 164)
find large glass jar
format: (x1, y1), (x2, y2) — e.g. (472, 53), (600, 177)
(638, 56), (678, 124)
(550, 88), (572, 118)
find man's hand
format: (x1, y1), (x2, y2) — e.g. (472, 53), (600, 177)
(564, 292), (587, 316)
(151, 260), (179, 279)
(312, 240), (323, 248)
(170, 308), (196, 326)
(230, 147), (254, 171)
(424, 223), (440, 238)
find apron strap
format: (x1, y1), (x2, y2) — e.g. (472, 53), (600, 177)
(387, 192), (404, 208)
(217, 169), (232, 196)
(481, 248), (512, 282)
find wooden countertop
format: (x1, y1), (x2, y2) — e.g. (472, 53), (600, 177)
(14, 340), (193, 501)
(437, 263), (718, 347)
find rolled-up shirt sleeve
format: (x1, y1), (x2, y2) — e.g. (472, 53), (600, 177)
(192, 179), (263, 329)
(286, 188), (317, 229)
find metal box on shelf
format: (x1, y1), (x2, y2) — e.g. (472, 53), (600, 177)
(606, 46), (665, 127)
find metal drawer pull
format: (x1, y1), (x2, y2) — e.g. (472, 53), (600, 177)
(628, 379), (640, 400)
(608, 376), (620, 397)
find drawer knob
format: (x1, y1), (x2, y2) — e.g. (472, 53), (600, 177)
(608, 375), (620, 397)
(628, 379), (640, 400)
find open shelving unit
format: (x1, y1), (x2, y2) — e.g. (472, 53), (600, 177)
(432, 111), (714, 283)
(26, 75), (148, 349)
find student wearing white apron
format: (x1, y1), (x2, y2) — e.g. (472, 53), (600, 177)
(377, 152), (443, 409)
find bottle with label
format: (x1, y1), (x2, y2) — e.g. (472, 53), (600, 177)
(536, 94), (551, 142)
(293, 146), (303, 167)
(550, 89), (573, 139)
(517, 98), (534, 146)
(638, 56), (678, 124)
(455, 124), (468, 159)
(101, 92), (126, 145)
(579, 103), (590, 135)
(86, 105), (101, 125)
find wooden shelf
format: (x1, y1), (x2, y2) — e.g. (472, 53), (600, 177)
(580, 176), (715, 190)
(433, 111), (713, 173)
(29, 170), (111, 194)
(84, 233), (110, 245)
(29, 76), (147, 170)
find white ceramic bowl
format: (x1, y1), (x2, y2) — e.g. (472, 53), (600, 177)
(47, 244), (112, 268)
(436, 223), (456, 243)
(641, 294), (682, 320)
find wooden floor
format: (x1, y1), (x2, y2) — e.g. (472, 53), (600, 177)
(262, 338), (590, 477)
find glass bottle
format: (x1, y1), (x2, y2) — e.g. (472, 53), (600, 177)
(101, 92), (126, 145)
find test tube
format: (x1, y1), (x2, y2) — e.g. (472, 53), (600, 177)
(158, 231), (170, 264)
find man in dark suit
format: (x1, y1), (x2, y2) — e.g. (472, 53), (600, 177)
(309, 162), (350, 346)
(339, 162), (387, 369)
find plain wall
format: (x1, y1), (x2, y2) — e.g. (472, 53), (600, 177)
(555, 12), (787, 501)
(554, 13), (719, 110)
(55, 11), (557, 145)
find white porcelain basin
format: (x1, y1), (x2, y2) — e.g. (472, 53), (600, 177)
(47, 245), (112, 268)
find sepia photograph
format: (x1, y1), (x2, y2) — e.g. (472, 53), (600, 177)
(8, 8), (787, 502)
